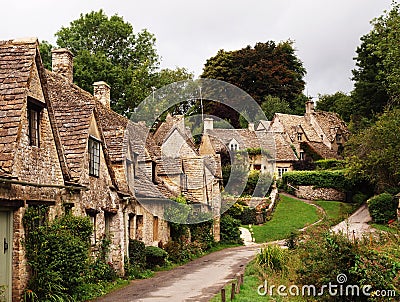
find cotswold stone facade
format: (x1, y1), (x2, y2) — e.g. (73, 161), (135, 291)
(0, 38), (224, 301)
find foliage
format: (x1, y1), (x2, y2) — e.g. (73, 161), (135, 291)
(345, 108), (400, 193)
(189, 221), (215, 251)
(38, 40), (53, 70)
(314, 158), (345, 170)
(240, 207), (258, 225)
(128, 239), (146, 268)
(285, 231), (299, 250)
(220, 214), (243, 244)
(296, 227), (400, 301)
(261, 95), (292, 120)
(163, 240), (203, 264)
(367, 193), (397, 224)
(23, 209), (93, 300)
(201, 40), (306, 126)
(50, 10), (192, 117)
(257, 244), (288, 274)
(144, 246), (168, 269)
(316, 92), (353, 122)
(350, 2), (400, 130)
(281, 169), (351, 191)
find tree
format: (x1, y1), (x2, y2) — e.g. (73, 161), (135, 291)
(261, 95), (291, 120)
(316, 92), (353, 122)
(351, 2), (400, 125)
(345, 108), (400, 193)
(38, 40), (53, 70)
(201, 41), (306, 126)
(50, 10), (192, 117)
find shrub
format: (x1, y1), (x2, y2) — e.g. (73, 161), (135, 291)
(220, 214), (243, 244)
(128, 239), (146, 268)
(189, 221), (215, 251)
(257, 244), (288, 274)
(282, 170), (351, 191)
(314, 159), (345, 170)
(240, 207), (257, 225)
(367, 193), (397, 224)
(352, 192), (368, 205)
(145, 246), (168, 268)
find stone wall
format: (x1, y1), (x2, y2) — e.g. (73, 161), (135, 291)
(295, 186), (346, 201)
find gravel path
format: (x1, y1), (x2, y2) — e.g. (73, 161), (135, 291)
(94, 245), (261, 302)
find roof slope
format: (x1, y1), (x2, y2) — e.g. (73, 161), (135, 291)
(274, 113), (321, 142)
(205, 128), (260, 152)
(312, 111), (349, 142)
(0, 39), (37, 174)
(46, 71), (97, 180)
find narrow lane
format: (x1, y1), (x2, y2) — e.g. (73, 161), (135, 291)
(94, 245), (260, 302)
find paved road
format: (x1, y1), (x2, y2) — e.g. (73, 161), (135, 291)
(331, 203), (374, 240)
(94, 245), (261, 302)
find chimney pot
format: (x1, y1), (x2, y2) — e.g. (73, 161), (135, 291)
(305, 100), (315, 114)
(248, 122), (255, 131)
(51, 48), (73, 82)
(93, 81), (111, 108)
(204, 118), (214, 131)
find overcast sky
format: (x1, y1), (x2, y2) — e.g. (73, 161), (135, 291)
(0, 0), (392, 98)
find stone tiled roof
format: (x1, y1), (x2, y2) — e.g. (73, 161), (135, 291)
(134, 167), (165, 198)
(256, 120), (271, 131)
(157, 157), (183, 175)
(274, 113), (321, 142)
(305, 141), (341, 159)
(273, 133), (298, 162)
(205, 128), (260, 152)
(46, 71), (96, 181)
(312, 111), (349, 142)
(0, 39), (37, 174)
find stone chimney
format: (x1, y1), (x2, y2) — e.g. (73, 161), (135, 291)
(248, 122), (255, 131)
(305, 100), (315, 114)
(93, 81), (111, 108)
(51, 48), (73, 82)
(203, 118), (214, 131)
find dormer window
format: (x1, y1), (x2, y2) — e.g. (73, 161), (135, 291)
(229, 139), (239, 151)
(297, 133), (303, 141)
(336, 133), (342, 143)
(88, 136), (101, 177)
(27, 98), (44, 146)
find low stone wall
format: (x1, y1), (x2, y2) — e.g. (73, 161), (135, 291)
(295, 186), (346, 201)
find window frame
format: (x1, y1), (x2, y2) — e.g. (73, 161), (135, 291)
(27, 99), (44, 147)
(88, 136), (101, 177)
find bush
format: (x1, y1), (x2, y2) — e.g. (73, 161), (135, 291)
(367, 193), (397, 224)
(314, 159), (345, 170)
(257, 244), (288, 274)
(282, 170), (351, 191)
(145, 246), (168, 268)
(352, 192), (368, 205)
(128, 239), (146, 268)
(220, 214), (243, 244)
(189, 221), (215, 251)
(240, 207), (257, 225)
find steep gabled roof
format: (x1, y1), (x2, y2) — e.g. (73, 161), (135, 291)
(304, 141), (341, 159)
(311, 111), (349, 142)
(274, 113), (321, 142)
(0, 39), (37, 174)
(205, 128), (260, 153)
(46, 71), (96, 181)
(274, 133), (298, 162)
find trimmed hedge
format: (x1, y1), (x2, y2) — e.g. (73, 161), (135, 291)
(314, 159), (345, 170)
(367, 193), (397, 224)
(282, 170), (350, 191)
(145, 246), (168, 268)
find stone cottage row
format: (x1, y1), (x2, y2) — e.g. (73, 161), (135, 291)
(0, 38), (222, 302)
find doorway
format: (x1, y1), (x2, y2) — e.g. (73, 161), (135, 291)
(0, 210), (12, 302)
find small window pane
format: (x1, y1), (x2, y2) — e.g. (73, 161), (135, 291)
(89, 138), (100, 177)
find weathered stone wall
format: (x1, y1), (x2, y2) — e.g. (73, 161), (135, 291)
(295, 186), (346, 201)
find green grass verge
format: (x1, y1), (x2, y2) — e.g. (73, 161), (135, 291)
(314, 200), (355, 226)
(251, 195), (319, 243)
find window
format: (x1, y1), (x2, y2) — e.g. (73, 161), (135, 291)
(336, 134), (342, 143)
(278, 168), (289, 178)
(86, 209), (98, 245)
(253, 164), (261, 170)
(88, 137), (101, 177)
(104, 213), (112, 238)
(151, 161), (157, 184)
(297, 133), (302, 141)
(230, 143), (238, 151)
(28, 105), (41, 146)
(300, 151), (305, 160)
(180, 173), (188, 192)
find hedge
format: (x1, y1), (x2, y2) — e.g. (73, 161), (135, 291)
(367, 193), (397, 224)
(282, 170), (350, 191)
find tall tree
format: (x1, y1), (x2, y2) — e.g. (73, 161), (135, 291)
(316, 92), (353, 122)
(345, 108), (400, 193)
(351, 2), (400, 124)
(201, 41), (306, 126)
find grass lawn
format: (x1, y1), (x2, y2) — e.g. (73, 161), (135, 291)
(314, 200), (355, 226)
(251, 194), (319, 243)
